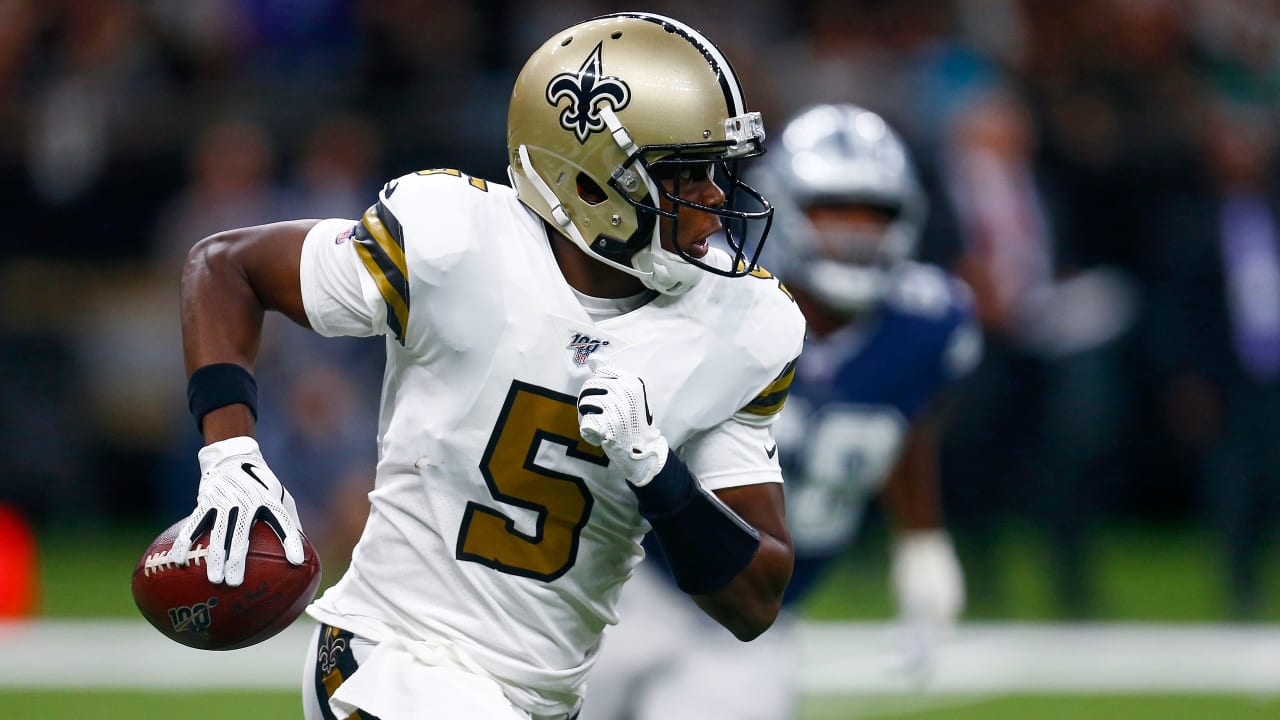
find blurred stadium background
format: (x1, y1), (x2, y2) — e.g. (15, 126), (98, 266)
(1, 0), (1279, 717)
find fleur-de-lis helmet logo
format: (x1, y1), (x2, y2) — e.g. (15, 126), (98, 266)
(546, 42), (631, 144)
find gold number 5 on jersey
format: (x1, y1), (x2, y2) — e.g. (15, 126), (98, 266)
(456, 381), (609, 580)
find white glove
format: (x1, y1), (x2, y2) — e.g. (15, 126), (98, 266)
(889, 530), (965, 678)
(576, 365), (669, 486)
(171, 436), (306, 586)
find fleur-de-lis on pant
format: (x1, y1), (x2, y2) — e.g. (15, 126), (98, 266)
(318, 629), (348, 675)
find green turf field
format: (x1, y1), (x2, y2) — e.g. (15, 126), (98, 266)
(798, 520), (1280, 622)
(38, 520), (1280, 621)
(4, 691), (1278, 720)
(4, 691), (300, 719)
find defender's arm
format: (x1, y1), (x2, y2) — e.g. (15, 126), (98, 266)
(879, 402), (964, 655)
(879, 405), (946, 532)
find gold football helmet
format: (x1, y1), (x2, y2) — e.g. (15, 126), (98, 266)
(507, 12), (773, 295)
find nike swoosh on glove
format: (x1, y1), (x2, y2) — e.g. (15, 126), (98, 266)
(576, 363), (669, 487)
(171, 436), (305, 586)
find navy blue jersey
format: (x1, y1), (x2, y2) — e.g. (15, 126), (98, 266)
(775, 263), (980, 604)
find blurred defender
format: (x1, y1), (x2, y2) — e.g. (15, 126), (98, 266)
(170, 13), (804, 720)
(584, 104), (981, 720)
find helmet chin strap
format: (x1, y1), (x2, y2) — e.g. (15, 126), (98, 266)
(631, 246), (704, 295)
(598, 106), (704, 296)
(512, 144), (658, 285)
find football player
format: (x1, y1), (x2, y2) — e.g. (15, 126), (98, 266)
(168, 13), (804, 720)
(583, 104), (981, 720)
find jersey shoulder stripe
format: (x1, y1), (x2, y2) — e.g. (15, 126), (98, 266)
(739, 356), (797, 418)
(353, 200), (410, 345)
(417, 167), (490, 192)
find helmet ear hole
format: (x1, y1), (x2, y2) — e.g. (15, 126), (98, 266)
(576, 172), (608, 205)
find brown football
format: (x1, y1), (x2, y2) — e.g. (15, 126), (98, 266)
(131, 518), (322, 650)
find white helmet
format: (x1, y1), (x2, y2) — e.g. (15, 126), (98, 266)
(754, 104), (927, 313)
(507, 12), (774, 295)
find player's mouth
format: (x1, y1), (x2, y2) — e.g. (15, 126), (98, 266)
(683, 230), (716, 259)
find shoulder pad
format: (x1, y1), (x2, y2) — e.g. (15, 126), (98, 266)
(350, 170), (512, 345)
(886, 262), (966, 321)
(724, 266), (807, 425)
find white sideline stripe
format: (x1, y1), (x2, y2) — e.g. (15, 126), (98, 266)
(1, 620), (1279, 694)
(797, 621), (1280, 695)
(0, 619), (316, 690)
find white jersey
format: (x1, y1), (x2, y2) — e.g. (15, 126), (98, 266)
(297, 169), (805, 716)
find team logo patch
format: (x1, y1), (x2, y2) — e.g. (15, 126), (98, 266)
(546, 42), (631, 144)
(168, 596), (218, 634)
(568, 332), (610, 367)
(317, 630), (348, 675)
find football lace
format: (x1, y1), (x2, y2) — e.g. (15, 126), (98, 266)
(143, 543), (209, 576)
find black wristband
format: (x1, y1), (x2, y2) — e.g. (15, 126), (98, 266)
(629, 450), (699, 516)
(187, 363), (258, 433)
(630, 450), (762, 595)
